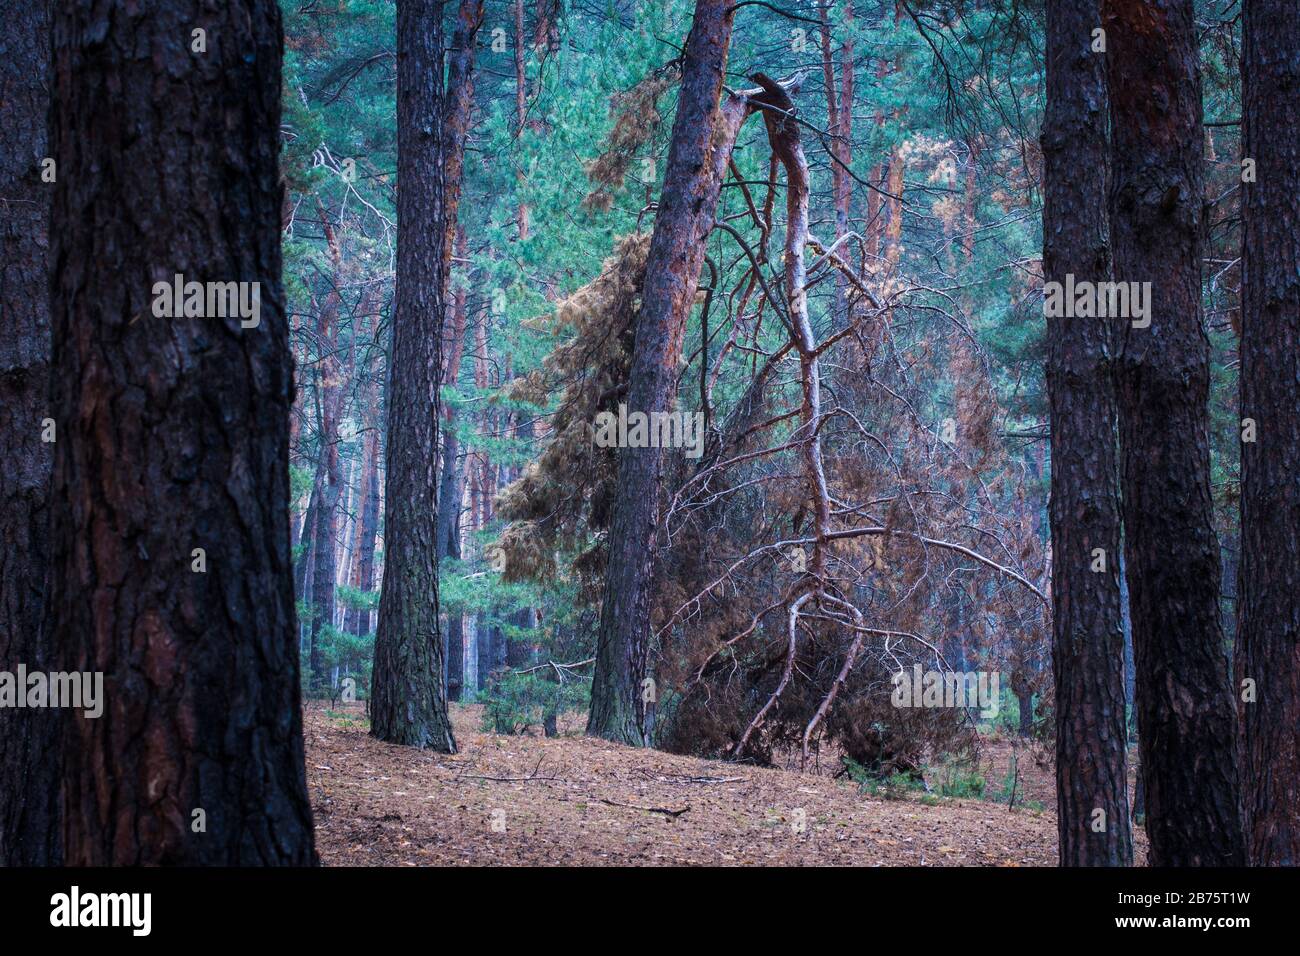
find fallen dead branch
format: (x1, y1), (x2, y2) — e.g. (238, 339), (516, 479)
(456, 755), (561, 783)
(596, 798), (691, 819)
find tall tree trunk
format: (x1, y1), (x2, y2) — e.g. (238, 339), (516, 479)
(818, 0), (853, 321)
(466, 614), (481, 693)
(476, 306), (504, 692)
(475, 614), (491, 692)
(470, 294), (496, 538)
(0, 0), (59, 867)
(1238, 0), (1300, 866)
(865, 54), (888, 263)
(438, 424), (465, 700)
(296, 492), (317, 606)
(962, 140), (979, 260)
(534, 0), (560, 51)
(370, 0), (456, 752)
(880, 4), (905, 278)
(883, 151), (904, 269)
(1042, 0), (1132, 867)
(289, 380), (308, 555)
(818, 0), (853, 240)
(439, 6), (479, 699)
(48, 0), (316, 864)
(436, 281), (468, 697)
(588, 0), (737, 745)
(437, 399), (467, 702)
(348, 425), (382, 635)
(442, 230), (471, 386)
(1103, 0), (1245, 866)
(819, 1), (843, 237)
(308, 212), (344, 690)
(337, 448), (357, 614)
(514, 0), (530, 240)
(445, 0), (483, 272)
(504, 416), (537, 671)
(836, 0), (853, 235)
(345, 292), (382, 638)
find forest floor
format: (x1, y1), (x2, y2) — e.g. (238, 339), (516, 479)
(305, 701), (1147, 866)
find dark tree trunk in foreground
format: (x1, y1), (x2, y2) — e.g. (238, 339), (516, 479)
(1042, 0), (1132, 867)
(48, 0), (316, 864)
(1239, 0), (1300, 866)
(588, 0), (737, 745)
(0, 0), (60, 867)
(1104, 0), (1244, 866)
(370, 0), (456, 751)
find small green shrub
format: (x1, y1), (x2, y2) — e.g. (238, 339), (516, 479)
(480, 670), (588, 735)
(934, 759), (986, 799)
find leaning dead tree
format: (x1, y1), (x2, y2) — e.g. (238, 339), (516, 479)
(654, 72), (1048, 767)
(500, 65), (1050, 772)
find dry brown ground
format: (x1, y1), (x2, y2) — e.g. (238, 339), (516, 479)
(306, 701), (1146, 866)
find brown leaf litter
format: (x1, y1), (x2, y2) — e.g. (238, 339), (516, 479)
(306, 702), (1146, 866)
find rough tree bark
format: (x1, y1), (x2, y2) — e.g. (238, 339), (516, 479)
(1238, 0), (1300, 866)
(370, 0), (456, 751)
(588, 0), (738, 745)
(0, 0), (60, 867)
(1103, 0), (1245, 866)
(48, 0), (316, 864)
(1042, 0), (1132, 867)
